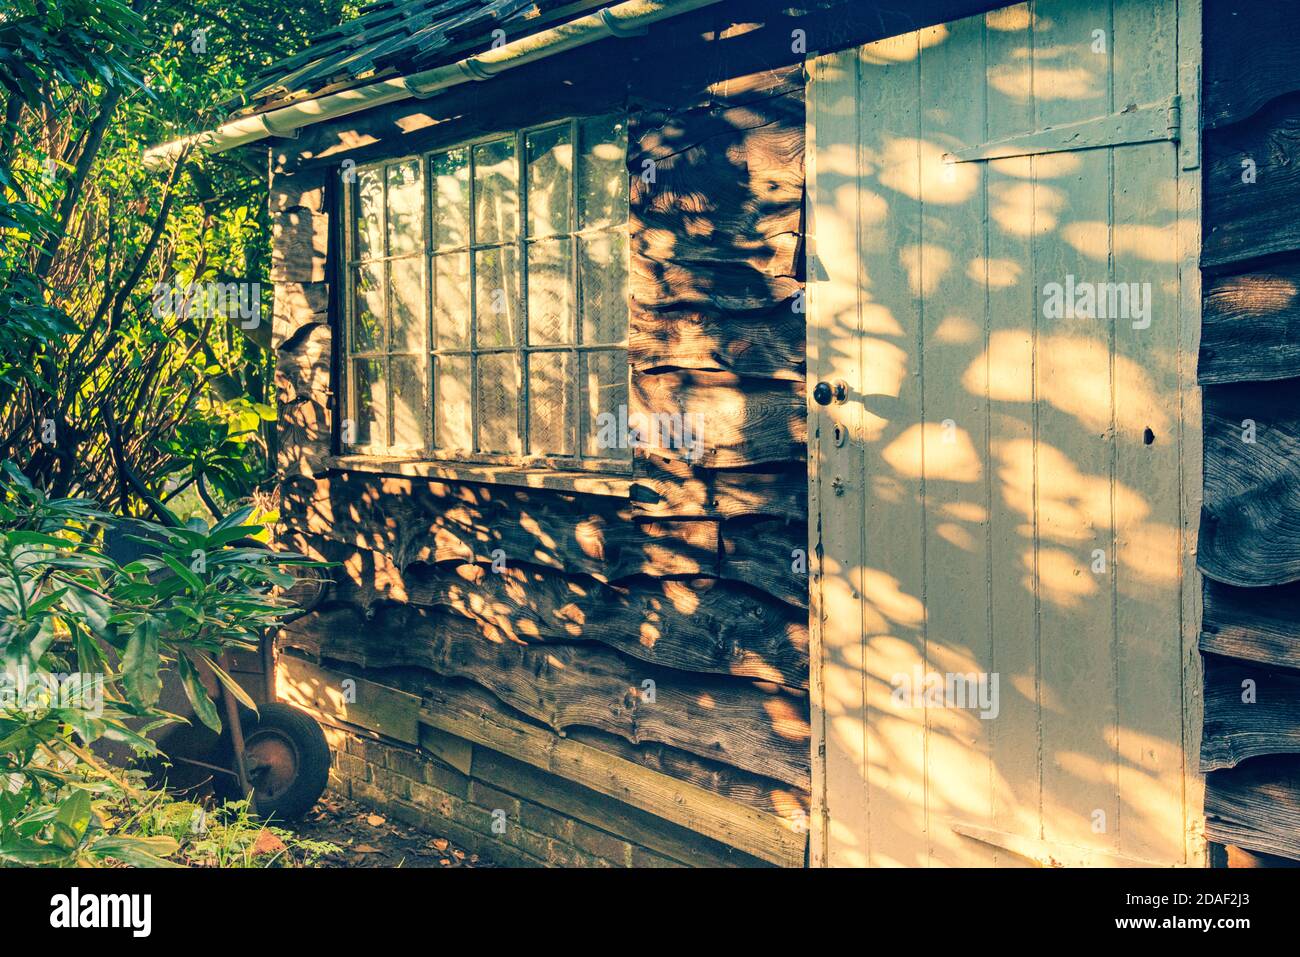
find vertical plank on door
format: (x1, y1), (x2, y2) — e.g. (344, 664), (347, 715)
(1031, 0), (1121, 853)
(918, 15), (996, 866)
(982, 1), (1042, 865)
(857, 30), (930, 867)
(807, 50), (869, 867)
(1110, 0), (1186, 864)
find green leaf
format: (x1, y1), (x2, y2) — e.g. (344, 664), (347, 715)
(177, 653), (221, 734)
(200, 654), (257, 712)
(89, 835), (182, 868)
(51, 789), (92, 850)
(121, 619), (162, 709)
(161, 552), (203, 592)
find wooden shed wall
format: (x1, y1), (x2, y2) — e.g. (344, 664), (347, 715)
(267, 0), (1040, 864)
(1198, 0), (1300, 863)
(270, 1), (817, 865)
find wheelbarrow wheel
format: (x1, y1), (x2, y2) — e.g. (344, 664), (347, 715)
(215, 703), (330, 821)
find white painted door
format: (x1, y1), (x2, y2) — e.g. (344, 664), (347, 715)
(806, 0), (1203, 866)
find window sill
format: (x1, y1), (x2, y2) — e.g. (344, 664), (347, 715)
(324, 454), (633, 499)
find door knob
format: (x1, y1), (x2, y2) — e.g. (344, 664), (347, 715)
(813, 380), (847, 406)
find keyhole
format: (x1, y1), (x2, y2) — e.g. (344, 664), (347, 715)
(1143, 427), (1155, 445)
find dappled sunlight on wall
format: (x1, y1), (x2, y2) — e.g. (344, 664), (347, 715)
(808, 0), (1197, 867)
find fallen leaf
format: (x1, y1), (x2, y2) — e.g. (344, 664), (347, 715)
(253, 830), (287, 857)
(353, 844), (382, 854)
(366, 814), (386, 827)
(431, 838), (449, 851)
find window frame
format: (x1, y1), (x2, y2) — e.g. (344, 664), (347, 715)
(339, 116), (632, 475)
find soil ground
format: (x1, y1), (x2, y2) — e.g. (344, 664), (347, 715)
(288, 794), (490, 868)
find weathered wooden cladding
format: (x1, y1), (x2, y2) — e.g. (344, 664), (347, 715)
(1202, 95), (1300, 271)
(1202, 1), (1300, 131)
(281, 600), (810, 788)
(1205, 755), (1300, 861)
(1199, 0), (1300, 863)
(1202, 654), (1300, 771)
(281, 472), (722, 581)
(1199, 258), (1300, 384)
(1198, 379), (1300, 588)
(1202, 577), (1300, 671)
(285, 532), (809, 688)
(265, 3), (815, 861)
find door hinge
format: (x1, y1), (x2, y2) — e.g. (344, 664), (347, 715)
(943, 96), (1181, 164)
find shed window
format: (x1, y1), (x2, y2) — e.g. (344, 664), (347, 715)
(343, 116), (630, 468)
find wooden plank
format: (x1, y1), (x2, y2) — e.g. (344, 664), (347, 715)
(282, 602), (812, 787)
(272, 281), (330, 351)
(1202, 654), (1300, 771)
(918, 11), (994, 867)
(1177, 0), (1208, 869)
(269, 168), (327, 214)
(719, 517), (808, 610)
(277, 653), (420, 744)
(1198, 379), (1300, 587)
(277, 397), (331, 478)
(1198, 260), (1300, 384)
(418, 724), (474, 776)
(283, 654), (803, 865)
(419, 678), (806, 867)
(630, 455), (807, 522)
(1112, 0), (1187, 866)
(325, 455), (633, 498)
(1202, 104), (1300, 269)
(280, 472), (721, 582)
(981, 1), (1039, 868)
(629, 303), (805, 382)
(630, 370), (805, 468)
(1202, 0), (1300, 130)
(469, 748), (771, 867)
(805, 43), (867, 867)
(1205, 756), (1300, 861)
(950, 822), (1170, 867)
(1033, 0), (1118, 856)
(275, 322), (331, 406)
(1201, 577), (1300, 670)
(271, 205), (329, 283)
(301, 536), (810, 687)
(857, 27), (929, 869)
(944, 98), (1178, 163)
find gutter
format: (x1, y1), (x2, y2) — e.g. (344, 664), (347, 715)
(143, 0), (724, 169)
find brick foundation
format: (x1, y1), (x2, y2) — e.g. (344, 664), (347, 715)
(320, 724), (768, 868)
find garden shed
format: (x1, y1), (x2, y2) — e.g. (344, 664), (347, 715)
(144, 0), (1300, 866)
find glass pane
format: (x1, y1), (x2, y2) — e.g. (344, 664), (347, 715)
(433, 251), (471, 349)
(432, 148), (470, 250)
(582, 349), (629, 459)
(435, 355), (472, 451)
(355, 166), (384, 260)
(473, 138), (519, 244)
(527, 238), (572, 345)
(351, 358), (386, 448)
(475, 246), (519, 348)
(386, 159), (424, 256)
(353, 262), (385, 351)
(390, 355), (425, 450)
(476, 352), (520, 454)
(388, 256), (425, 352)
(579, 231), (627, 344)
(528, 351), (573, 456)
(526, 124), (572, 237)
(578, 115), (628, 229)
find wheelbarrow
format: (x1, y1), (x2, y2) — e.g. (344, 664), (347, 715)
(99, 528), (331, 821)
